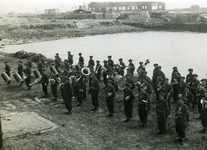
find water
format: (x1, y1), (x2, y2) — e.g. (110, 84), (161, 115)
(2, 31), (207, 80)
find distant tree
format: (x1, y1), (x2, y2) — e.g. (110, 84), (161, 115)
(190, 5), (200, 11)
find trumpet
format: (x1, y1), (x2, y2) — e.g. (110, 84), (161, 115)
(143, 59), (150, 67)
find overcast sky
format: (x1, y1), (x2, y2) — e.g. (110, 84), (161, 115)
(0, 0), (207, 13)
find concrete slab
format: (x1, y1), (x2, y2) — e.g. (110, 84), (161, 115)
(1, 112), (58, 139)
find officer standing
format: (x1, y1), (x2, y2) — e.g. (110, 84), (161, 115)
(128, 59), (135, 76)
(95, 60), (102, 82)
(123, 83), (135, 122)
(156, 93), (169, 134)
(118, 58), (125, 76)
(4, 61), (11, 85)
(186, 69), (193, 84)
(89, 72), (99, 111)
(104, 80), (115, 117)
(78, 53), (84, 68)
(74, 74), (84, 106)
(88, 56), (95, 71)
(67, 51), (73, 65)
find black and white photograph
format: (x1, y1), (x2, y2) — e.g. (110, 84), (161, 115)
(0, 0), (207, 149)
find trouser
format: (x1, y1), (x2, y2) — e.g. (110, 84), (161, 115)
(42, 82), (48, 95)
(64, 95), (72, 112)
(190, 89), (197, 105)
(175, 116), (187, 138)
(96, 73), (101, 82)
(75, 89), (83, 104)
(173, 85), (179, 102)
(157, 112), (167, 132)
(106, 97), (114, 115)
(138, 104), (148, 124)
(124, 100), (133, 119)
(91, 89), (99, 108)
(51, 84), (57, 99)
(25, 75), (31, 88)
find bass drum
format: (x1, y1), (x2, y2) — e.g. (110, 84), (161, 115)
(33, 69), (42, 79)
(50, 65), (59, 75)
(114, 75), (126, 90)
(13, 72), (22, 82)
(1, 72), (11, 82)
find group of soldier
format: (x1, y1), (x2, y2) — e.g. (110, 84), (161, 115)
(3, 51), (207, 145)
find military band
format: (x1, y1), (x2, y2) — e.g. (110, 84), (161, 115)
(2, 51), (207, 146)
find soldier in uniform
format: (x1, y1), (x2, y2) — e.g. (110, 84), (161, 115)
(78, 53), (84, 68)
(27, 58), (33, 69)
(4, 61), (11, 85)
(196, 79), (207, 119)
(50, 73), (58, 101)
(125, 72), (135, 90)
(24, 63), (31, 90)
(156, 93), (169, 134)
(95, 60), (102, 82)
(67, 51), (73, 65)
(18, 61), (24, 86)
(181, 85), (194, 110)
(152, 63), (159, 88)
(55, 55), (61, 73)
(104, 80), (115, 117)
(138, 88), (150, 127)
(123, 83), (135, 122)
(171, 77), (180, 103)
(62, 76), (74, 115)
(89, 72), (99, 111)
(190, 74), (200, 108)
(74, 73), (85, 106)
(41, 68), (49, 98)
(88, 56), (95, 71)
(200, 92), (207, 134)
(171, 67), (181, 83)
(186, 68), (193, 84)
(37, 60), (43, 75)
(107, 55), (114, 71)
(174, 99), (190, 145)
(128, 59), (135, 76)
(178, 76), (186, 95)
(137, 62), (145, 79)
(159, 78), (172, 110)
(103, 60), (109, 86)
(107, 72), (116, 88)
(118, 58), (125, 76)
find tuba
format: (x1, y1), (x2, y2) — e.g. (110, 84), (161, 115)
(81, 67), (90, 76)
(1, 72), (11, 82)
(143, 59), (150, 67)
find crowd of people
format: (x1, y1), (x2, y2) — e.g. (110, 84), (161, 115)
(2, 51), (207, 145)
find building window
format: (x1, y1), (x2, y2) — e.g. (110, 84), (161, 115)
(114, 7), (117, 10)
(122, 7), (126, 10)
(127, 6), (130, 10)
(159, 5), (162, 9)
(152, 6), (158, 10)
(145, 6), (147, 9)
(132, 6), (135, 10)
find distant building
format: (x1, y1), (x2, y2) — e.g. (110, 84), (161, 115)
(45, 9), (59, 15)
(88, 2), (165, 12)
(73, 6), (92, 14)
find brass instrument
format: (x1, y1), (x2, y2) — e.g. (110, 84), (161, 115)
(143, 59), (150, 68)
(29, 78), (42, 86)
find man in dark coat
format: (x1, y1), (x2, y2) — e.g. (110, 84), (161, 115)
(156, 93), (169, 134)
(88, 56), (95, 71)
(107, 55), (114, 71)
(103, 60), (109, 86)
(190, 74), (200, 108)
(104, 80), (115, 117)
(200, 92), (207, 134)
(41, 68), (49, 98)
(181, 85), (194, 110)
(138, 88), (150, 127)
(128, 59), (135, 76)
(89, 72), (99, 111)
(4, 61), (11, 85)
(123, 83), (135, 122)
(78, 53), (84, 68)
(186, 68), (193, 85)
(24, 63), (31, 90)
(50, 73), (58, 101)
(137, 61), (145, 79)
(174, 99), (190, 145)
(118, 58), (125, 76)
(18, 61), (24, 86)
(74, 73), (84, 106)
(95, 60), (102, 82)
(67, 51), (73, 65)
(62, 76), (74, 115)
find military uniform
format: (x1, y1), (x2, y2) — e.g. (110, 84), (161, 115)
(128, 62), (135, 76)
(196, 87), (207, 115)
(88, 57), (95, 71)
(24, 64), (31, 90)
(105, 82), (115, 116)
(74, 76), (85, 105)
(37, 61), (43, 75)
(79, 53), (84, 67)
(41, 70), (49, 97)
(18, 62), (24, 86)
(103, 62), (110, 85)
(50, 75), (58, 100)
(175, 102), (189, 140)
(159, 82), (172, 110)
(95, 63), (102, 82)
(138, 90), (150, 126)
(156, 97), (169, 133)
(118, 60), (125, 76)
(190, 78), (200, 106)
(63, 80), (74, 114)
(90, 75), (99, 111)
(68, 52), (73, 65)
(182, 89), (194, 110)
(124, 86), (135, 121)
(201, 99), (207, 132)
